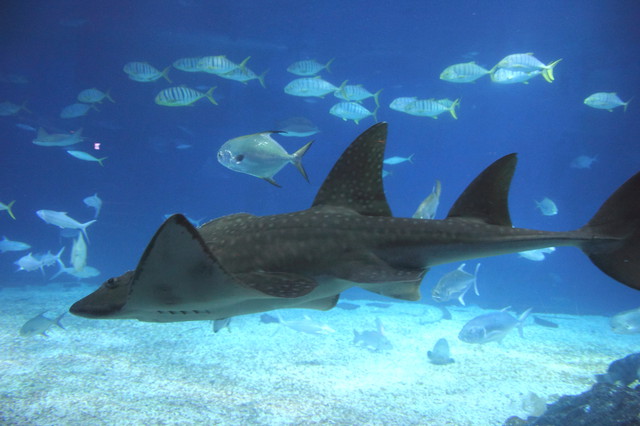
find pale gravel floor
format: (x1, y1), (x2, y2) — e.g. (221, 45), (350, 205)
(1, 283), (638, 425)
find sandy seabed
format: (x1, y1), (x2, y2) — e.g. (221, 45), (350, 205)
(1, 282), (638, 426)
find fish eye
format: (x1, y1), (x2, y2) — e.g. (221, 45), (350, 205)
(234, 154), (244, 163)
(105, 278), (117, 289)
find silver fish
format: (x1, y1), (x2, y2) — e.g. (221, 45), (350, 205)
(536, 197), (558, 216)
(0, 236), (30, 253)
(459, 307), (532, 344)
(427, 338), (454, 364)
(353, 318), (392, 352)
(277, 314), (335, 335)
(217, 131), (313, 187)
(83, 193), (102, 218)
(432, 263), (480, 305)
(413, 180), (441, 220)
(36, 210), (96, 241)
(610, 307), (640, 334)
(20, 312), (65, 337)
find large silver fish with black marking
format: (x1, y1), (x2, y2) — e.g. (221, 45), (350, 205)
(69, 123), (640, 323)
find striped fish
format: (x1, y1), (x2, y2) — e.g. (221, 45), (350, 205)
(77, 88), (114, 103)
(493, 53), (562, 83)
(329, 102), (378, 124)
(123, 62), (172, 83)
(287, 58), (334, 76)
(154, 86), (218, 107)
(173, 57), (204, 72)
(334, 85), (382, 106)
(218, 67), (268, 88)
(198, 56), (250, 75)
(440, 62), (490, 83)
(284, 77), (346, 98)
(491, 68), (541, 84)
(389, 97), (417, 112)
(584, 92), (631, 112)
(405, 98), (460, 119)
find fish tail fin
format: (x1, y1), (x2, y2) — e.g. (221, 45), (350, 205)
(80, 220), (97, 242)
(624, 96), (633, 112)
(449, 98), (460, 119)
(372, 104), (380, 122)
(473, 263), (481, 296)
(51, 261), (66, 280)
(373, 89), (383, 107)
(162, 66), (172, 83)
(337, 80), (348, 92)
(205, 86), (218, 105)
(105, 88), (115, 103)
(579, 170), (640, 290)
(257, 69), (269, 88)
(325, 57), (335, 73)
(55, 246), (65, 264)
(291, 140), (314, 182)
(517, 308), (533, 337)
(55, 313), (66, 330)
(5, 200), (16, 220)
(97, 157), (107, 167)
(542, 58), (562, 83)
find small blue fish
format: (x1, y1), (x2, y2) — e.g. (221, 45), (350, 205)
(0, 236), (30, 253)
(66, 150), (107, 166)
(83, 193), (102, 218)
(217, 131), (313, 187)
(535, 197), (558, 216)
(383, 155), (414, 165)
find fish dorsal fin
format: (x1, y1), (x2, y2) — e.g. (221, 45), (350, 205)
(446, 153), (517, 226)
(312, 122), (392, 216)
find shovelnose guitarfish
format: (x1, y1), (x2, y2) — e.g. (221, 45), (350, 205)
(70, 123), (640, 323)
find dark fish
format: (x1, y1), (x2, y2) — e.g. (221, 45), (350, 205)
(69, 123), (640, 324)
(533, 316), (559, 328)
(260, 313), (279, 324)
(595, 353), (640, 386)
(353, 318), (392, 352)
(458, 308), (532, 344)
(337, 302), (360, 310)
(428, 338), (454, 364)
(20, 312), (65, 337)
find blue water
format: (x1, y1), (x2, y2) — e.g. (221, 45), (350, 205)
(1, 0), (639, 319)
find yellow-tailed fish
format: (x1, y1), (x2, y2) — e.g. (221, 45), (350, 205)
(77, 88), (114, 103)
(123, 62), (171, 83)
(413, 180), (441, 220)
(173, 57), (204, 72)
(329, 102), (378, 124)
(198, 56), (250, 75)
(287, 58), (334, 76)
(0, 200), (16, 220)
(334, 85), (382, 106)
(405, 98), (460, 119)
(284, 77), (346, 98)
(440, 62), (490, 83)
(493, 53), (562, 83)
(154, 86), (218, 107)
(584, 92), (631, 112)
